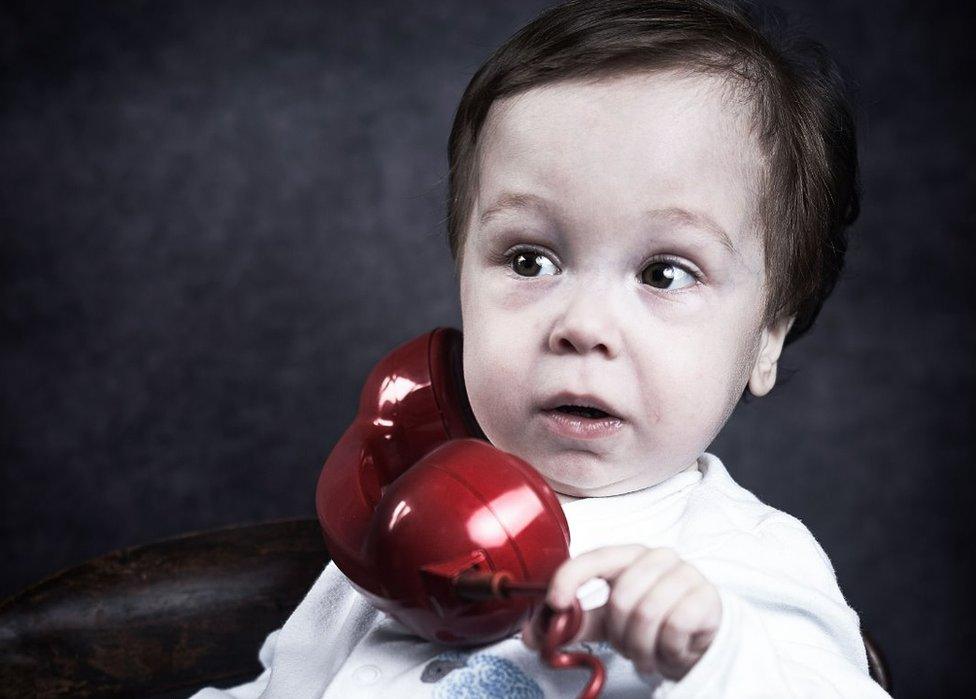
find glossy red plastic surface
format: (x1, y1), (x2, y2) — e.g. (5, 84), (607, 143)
(315, 328), (572, 645)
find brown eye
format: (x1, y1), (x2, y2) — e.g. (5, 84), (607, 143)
(511, 251), (558, 277)
(641, 261), (695, 290)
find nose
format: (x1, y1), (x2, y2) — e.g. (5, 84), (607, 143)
(547, 283), (622, 359)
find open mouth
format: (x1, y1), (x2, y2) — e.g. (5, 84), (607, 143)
(542, 403), (623, 440)
(553, 405), (613, 419)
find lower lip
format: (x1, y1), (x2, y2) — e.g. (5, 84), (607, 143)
(541, 409), (624, 440)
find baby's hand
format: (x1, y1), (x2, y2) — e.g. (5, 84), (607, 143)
(521, 545), (722, 681)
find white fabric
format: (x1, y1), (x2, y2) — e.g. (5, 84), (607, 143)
(190, 453), (890, 698)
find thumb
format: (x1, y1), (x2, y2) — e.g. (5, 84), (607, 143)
(564, 576), (612, 643)
(520, 617), (540, 649)
(571, 602), (609, 644)
(521, 599), (610, 649)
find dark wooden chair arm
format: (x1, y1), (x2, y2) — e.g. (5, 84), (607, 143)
(0, 517), (891, 697)
(863, 629), (892, 694)
(0, 518), (330, 698)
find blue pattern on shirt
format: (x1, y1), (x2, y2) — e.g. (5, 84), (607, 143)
(426, 650), (543, 698)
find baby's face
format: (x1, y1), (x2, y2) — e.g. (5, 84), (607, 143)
(459, 70), (770, 497)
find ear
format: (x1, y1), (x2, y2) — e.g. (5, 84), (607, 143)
(747, 316), (795, 397)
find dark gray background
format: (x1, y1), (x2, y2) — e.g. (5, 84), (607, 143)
(2, 1), (973, 696)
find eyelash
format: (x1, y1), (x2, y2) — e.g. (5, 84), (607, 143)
(500, 245), (705, 289)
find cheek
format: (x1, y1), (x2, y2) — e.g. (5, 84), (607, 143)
(460, 284), (530, 441)
(460, 265), (540, 373)
(632, 316), (755, 437)
(649, 345), (725, 425)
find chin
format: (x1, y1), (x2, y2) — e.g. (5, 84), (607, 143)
(532, 454), (636, 498)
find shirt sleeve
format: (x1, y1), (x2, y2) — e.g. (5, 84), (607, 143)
(187, 630), (278, 698)
(188, 561), (381, 699)
(650, 518), (892, 698)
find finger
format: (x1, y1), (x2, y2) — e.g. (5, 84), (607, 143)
(604, 548), (683, 650)
(620, 564), (705, 674)
(570, 601), (609, 644)
(547, 545), (647, 609)
(655, 584), (722, 681)
(525, 598), (610, 647)
(520, 618), (538, 649)
(525, 575), (612, 646)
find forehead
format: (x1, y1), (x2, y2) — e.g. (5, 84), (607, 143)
(471, 70), (765, 253)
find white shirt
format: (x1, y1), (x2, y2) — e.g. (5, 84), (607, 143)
(191, 453), (891, 698)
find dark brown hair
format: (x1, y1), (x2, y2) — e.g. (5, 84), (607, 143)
(446, 0), (859, 345)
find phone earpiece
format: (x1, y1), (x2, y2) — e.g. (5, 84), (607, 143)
(316, 327), (606, 696)
(315, 327), (570, 644)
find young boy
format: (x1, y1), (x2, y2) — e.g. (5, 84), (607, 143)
(195, 0), (890, 696)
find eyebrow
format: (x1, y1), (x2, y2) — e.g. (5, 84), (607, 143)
(479, 192), (552, 227)
(478, 191), (737, 255)
(646, 206), (737, 256)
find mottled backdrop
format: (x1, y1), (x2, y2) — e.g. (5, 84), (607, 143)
(1, 1), (973, 696)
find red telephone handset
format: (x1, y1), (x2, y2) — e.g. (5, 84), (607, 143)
(315, 327), (605, 697)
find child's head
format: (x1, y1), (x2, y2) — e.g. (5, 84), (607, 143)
(449, 0), (859, 497)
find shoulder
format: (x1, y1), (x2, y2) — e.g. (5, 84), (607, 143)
(681, 453), (796, 536)
(682, 453), (840, 589)
(278, 559), (383, 644)
(676, 455), (869, 666)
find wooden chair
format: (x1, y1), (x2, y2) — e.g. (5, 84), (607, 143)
(0, 518), (891, 697)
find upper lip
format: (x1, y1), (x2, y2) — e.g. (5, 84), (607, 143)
(541, 391), (624, 420)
